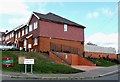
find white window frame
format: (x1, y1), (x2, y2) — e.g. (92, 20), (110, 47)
(9, 33), (11, 38)
(25, 27), (28, 34)
(18, 31), (20, 38)
(24, 39), (27, 48)
(29, 24), (32, 32)
(34, 21), (38, 30)
(34, 38), (38, 46)
(64, 24), (67, 31)
(22, 29), (24, 36)
(11, 33), (12, 38)
(12, 32), (14, 37)
(8, 34), (10, 39)
(15, 33), (17, 39)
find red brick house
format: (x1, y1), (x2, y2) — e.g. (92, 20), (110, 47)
(0, 32), (5, 44)
(2, 12), (96, 66)
(20, 12), (86, 55)
(2, 30), (14, 46)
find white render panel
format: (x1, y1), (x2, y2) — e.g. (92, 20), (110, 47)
(85, 44), (116, 54)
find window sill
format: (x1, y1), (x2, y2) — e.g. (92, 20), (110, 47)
(34, 44), (38, 46)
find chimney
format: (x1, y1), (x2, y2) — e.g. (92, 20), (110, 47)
(6, 30), (8, 32)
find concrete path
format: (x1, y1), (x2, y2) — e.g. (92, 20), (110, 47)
(71, 65), (105, 71)
(2, 65), (120, 80)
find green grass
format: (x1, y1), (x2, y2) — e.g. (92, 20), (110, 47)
(1, 51), (83, 74)
(86, 57), (117, 67)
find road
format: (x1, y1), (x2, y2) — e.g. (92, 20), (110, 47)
(1, 73), (119, 80)
(1, 65), (120, 80)
(83, 73), (119, 80)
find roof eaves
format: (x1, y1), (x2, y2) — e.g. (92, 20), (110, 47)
(33, 12), (40, 19)
(14, 24), (26, 31)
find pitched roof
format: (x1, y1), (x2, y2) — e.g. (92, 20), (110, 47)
(33, 12), (85, 28)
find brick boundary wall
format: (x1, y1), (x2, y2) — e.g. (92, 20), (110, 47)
(85, 52), (117, 60)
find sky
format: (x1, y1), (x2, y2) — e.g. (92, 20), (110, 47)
(0, 0), (119, 53)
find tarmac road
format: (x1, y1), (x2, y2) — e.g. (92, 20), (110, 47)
(83, 73), (119, 80)
(1, 73), (119, 80)
(1, 65), (120, 80)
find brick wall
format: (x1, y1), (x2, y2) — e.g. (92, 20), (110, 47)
(39, 36), (84, 55)
(85, 52), (117, 60)
(49, 52), (68, 65)
(78, 56), (96, 66)
(50, 52), (96, 66)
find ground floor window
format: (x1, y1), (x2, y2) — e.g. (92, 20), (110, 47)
(24, 39), (27, 48)
(34, 38), (38, 46)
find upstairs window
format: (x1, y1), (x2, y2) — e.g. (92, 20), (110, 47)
(18, 31), (20, 38)
(10, 33), (12, 38)
(22, 29), (24, 36)
(12, 32), (14, 37)
(64, 24), (67, 31)
(9, 34), (11, 38)
(29, 24), (32, 32)
(15, 33), (17, 39)
(34, 21), (38, 30)
(34, 38), (38, 45)
(25, 27), (28, 34)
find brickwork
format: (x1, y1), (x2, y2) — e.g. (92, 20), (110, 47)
(39, 36), (84, 55)
(50, 52), (96, 66)
(85, 52), (117, 60)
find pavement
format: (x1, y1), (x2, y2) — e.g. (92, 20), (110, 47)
(71, 65), (105, 71)
(1, 65), (120, 80)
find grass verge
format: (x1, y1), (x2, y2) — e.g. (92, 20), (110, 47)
(86, 57), (117, 67)
(2, 51), (84, 74)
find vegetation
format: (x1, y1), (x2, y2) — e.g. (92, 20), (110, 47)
(86, 57), (118, 67)
(1, 51), (83, 74)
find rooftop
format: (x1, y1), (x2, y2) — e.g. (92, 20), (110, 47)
(33, 12), (86, 28)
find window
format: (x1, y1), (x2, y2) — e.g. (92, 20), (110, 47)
(24, 39), (27, 48)
(6, 35), (9, 40)
(15, 33), (17, 38)
(12, 32), (14, 37)
(34, 22), (38, 30)
(11, 33), (12, 38)
(22, 29), (24, 36)
(64, 24), (67, 31)
(10, 34), (11, 38)
(25, 27), (28, 34)
(29, 24), (32, 32)
(34, 38), (38, 45)
(18, 31), (20, 38)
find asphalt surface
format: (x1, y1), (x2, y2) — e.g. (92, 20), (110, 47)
(83, 73), (119, 80)
(1, 73), (119, 80)
(1, 65), (120, 80)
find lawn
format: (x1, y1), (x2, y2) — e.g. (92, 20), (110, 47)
(1, 51), (83, 74)
(86, 57), (117, 67)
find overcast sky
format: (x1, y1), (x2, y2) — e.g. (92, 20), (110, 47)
(0, 0), (119, 52)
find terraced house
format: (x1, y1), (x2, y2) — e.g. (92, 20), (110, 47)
(2, 12), (94, 66)
(2, 12), (85, 53)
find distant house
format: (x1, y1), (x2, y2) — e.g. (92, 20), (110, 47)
(0, 32), (5, 45)
(2, 12), (85, 55)
(84, 44), (117, 60)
